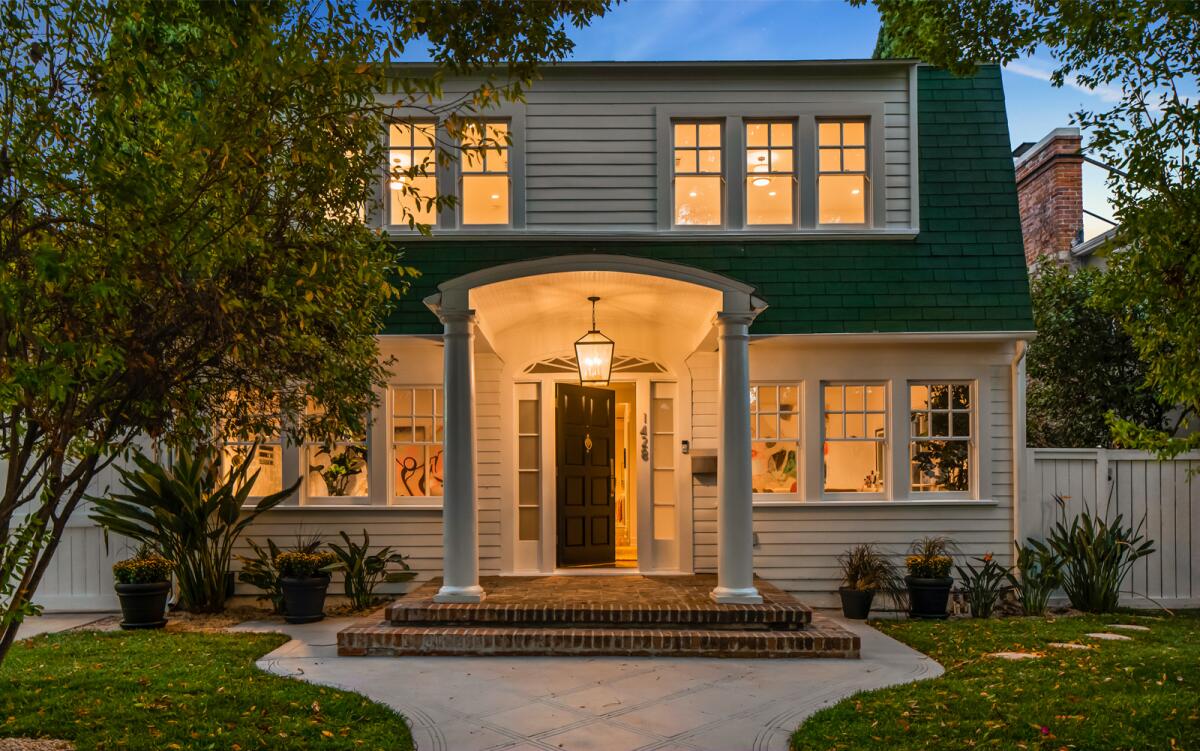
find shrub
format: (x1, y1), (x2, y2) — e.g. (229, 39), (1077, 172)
(237, 534), (323, 614)
(1044, 494), (1155, 613)
(905, 536), (955, 579)
(955, 553), (1011, 618)
(276, 550), (337, 579)
(1009, 539), (1063, 615)
(325, 530), (413, 610)
(90, 445), (298, 613)
(113, 552), (173, 585)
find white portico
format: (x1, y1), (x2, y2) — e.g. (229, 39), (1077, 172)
(423, 255), (766, 604)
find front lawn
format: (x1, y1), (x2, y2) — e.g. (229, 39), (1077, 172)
(792, 613), (1200, 750)
(0, 630), (413, 750)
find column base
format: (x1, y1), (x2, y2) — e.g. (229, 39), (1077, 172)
(710, 586), (763, 605)
(433, 584), (486, 603)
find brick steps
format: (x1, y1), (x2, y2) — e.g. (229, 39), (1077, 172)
(337, 621), (860, 659)
(386, 601), (810, 630)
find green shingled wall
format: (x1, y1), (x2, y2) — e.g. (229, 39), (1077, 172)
(382, 65), (1034, 336)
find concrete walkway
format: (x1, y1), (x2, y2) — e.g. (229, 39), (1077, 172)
(14, 613), (110, 641)
(233, 614), (942, 751)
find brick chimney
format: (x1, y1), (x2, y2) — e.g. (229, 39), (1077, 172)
(1013, 128), (1084, 267)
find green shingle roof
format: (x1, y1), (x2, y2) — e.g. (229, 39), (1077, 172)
(383, 65), (1033, 336)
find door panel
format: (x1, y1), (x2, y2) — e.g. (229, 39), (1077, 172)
(556, 383), (617, 566)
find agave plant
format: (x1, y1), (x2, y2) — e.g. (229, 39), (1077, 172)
(323, 529), (414, 610)
(90, 445), (299, 613)
(1043, 493), (1154, 613)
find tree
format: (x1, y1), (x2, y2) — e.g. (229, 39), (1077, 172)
(0, 0), (615, 664)
(858, 0), (1200, 456)
(1026, 264), (1166, 448)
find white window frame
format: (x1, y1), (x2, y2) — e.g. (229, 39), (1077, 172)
(820, 381), (888, 500)
(390, 385), (445, 504)
(458, 119), (513, 228)
(670, 119), (725, 229)
(743, 120), (798, 228)
(385, 119), (439, 230)
(908, 381), (975, 500)
(816, 118), (871, 228)
(750, 382), (802, 501)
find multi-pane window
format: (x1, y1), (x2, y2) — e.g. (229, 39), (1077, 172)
(651, 382), (676, 540)
(817, 120), (868, 225)
(750, 384), (800, 494)
(673, 121), (722, 226)
(745, 122), (795, 226)
(823, 383), (887, 493)
(516, 383), (541, 540)
(221, 397), (283, 498)
(461, 121), (510, 226)
(305, 405), (369, 499)
(392, 386), (444, 498)
(388, 121), (437, 226)
(910, 383), (972, 493)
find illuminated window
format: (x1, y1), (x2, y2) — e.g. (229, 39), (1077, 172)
(516, 383), (540, 539)
(651, 382), (676, 540)
(745, 121), (795, 226)
(388, 121), (437, 226)
(392, 386), (444, 498)
(673, 121), (722, 226)
(751, 384), (800, 494)
(910, 383), (972, 493)
(220, 396), (283, 498)
(305, 403), (368, 499)
(817, 120), (868, 225)
(461, 122), (510, 226)
(823, 383), (887, 493)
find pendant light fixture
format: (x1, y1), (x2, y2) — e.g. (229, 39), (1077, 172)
(574, 296), (615, 387)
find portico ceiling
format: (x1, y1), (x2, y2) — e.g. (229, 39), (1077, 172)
(468, 270), (724, 367)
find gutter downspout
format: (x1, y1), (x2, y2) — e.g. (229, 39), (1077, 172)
(1010, 340), (1028, 559)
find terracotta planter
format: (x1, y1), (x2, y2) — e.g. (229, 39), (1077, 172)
(281, 575), (330, 624)
(115, 581), (170, 630)
(906, 576), (953, 619)
(838, 587), (875, 619)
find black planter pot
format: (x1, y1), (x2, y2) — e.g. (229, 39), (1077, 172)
(906, 576), (953, 619)
(280, 576), (330, 624)
(115, 581), (170, 630)
(839, 587), (875, 619)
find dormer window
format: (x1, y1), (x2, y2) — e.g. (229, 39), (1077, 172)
(672, 121), (723, 226)
(745, 121), (795, 226)
(461, 121), (511, 226)
(388, 121), (437, 226)
(817, 120), (868, 225)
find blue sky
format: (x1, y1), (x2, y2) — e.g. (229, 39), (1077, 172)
(400, 0), (1119, 236)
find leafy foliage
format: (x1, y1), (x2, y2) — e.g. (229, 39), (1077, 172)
(324, 529), (414, 610)
(1042, 494), (1155, 612)
(0, 0), (615, 664)
(309, 444), (368, 497)
(954, 553), (1011, 618)
(1026, 264), (1166, 448)
(905, 536), (955, 578)
(90, 446), (298, 612)
(0, 519), (45, 634)
(1009, 539), (1064, 616)
(277, 550), (338, 580)
(0, 631), (415, 750)
(112, 552), (173, 585)
(858, 0), (1200, 458)
(237, 534), (323, 613)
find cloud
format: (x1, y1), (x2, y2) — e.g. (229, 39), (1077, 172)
(1005, 59), (1124, 103)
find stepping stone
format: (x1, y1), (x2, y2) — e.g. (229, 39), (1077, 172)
(1107, 624), (1150, 632)
(987, 651), (1041, 660)
(1086, 632), (1132, 641)
(1047, 642), (1090, 650)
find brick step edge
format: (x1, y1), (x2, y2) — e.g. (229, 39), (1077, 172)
(385, 604), (811, 628)
(338, 624), (860, 659)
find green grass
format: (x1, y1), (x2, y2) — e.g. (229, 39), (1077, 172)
(0, 630), (413, 750)
(792, 612), (1200, 750)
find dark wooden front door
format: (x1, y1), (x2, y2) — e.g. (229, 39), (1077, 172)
(556, 383), (616, 567)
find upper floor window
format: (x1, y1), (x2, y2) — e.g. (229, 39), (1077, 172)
(823, 383), (887, 494)
(745, 121), (795, 226)
(461, 121), (510, 226)
(817, 120), (868, 225)
(673, 121), (722, 226)
(909, 383), (972, 493)
(388, 121), (437, 226)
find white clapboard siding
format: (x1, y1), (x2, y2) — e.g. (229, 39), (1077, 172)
(1024, 448), (1200, 607)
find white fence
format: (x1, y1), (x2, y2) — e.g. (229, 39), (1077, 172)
(1024, 448), (1200, 608)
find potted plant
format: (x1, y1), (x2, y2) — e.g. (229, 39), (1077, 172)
(277, 548), (338, 623)
(112, 550), (173, 630)
(309, 443), (367, 497)
(836, 544), (900, 619)
(905, 536), (956, 619)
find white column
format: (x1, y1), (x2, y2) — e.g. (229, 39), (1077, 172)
(434, 309), (485, 603)
(711, 312), (762, 604)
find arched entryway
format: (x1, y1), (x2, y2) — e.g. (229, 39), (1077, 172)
(422, 255), (768, 605)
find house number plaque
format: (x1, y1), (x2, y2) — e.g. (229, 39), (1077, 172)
(640, 414), (649, 461)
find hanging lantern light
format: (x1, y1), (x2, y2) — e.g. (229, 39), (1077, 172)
(574, 296), (615, 387)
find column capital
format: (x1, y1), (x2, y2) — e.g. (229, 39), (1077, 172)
(438, 308), (477, 329)
(714, 310), (758, 330)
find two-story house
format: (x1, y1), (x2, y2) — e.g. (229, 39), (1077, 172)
(220, 58), (1030, 611)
